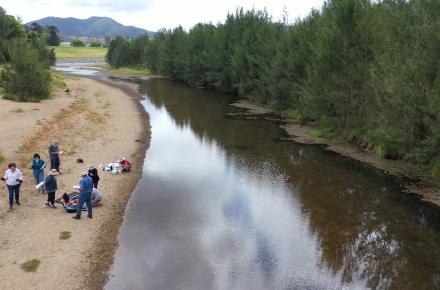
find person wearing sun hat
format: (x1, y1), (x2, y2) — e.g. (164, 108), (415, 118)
(73, 171), (93, 220)
(44, 169), (58, 208)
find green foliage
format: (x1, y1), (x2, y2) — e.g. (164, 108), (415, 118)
(0, 151), (4, 163)
(59, 231), (72, 240)
(106, 35), (149, 68)
(28, 23), (60, 46)
(90, 39), (102, 47)
(21, 259), (40, 272)
(46, 25), (60, 46)
(0, 7), (53, 102)
(310, 130), (323, 138)
(1, 39), (51, 101)
(71, 38), (85, 47)
(106, 3), (440, 164)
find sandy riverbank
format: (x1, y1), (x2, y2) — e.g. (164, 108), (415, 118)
(230, 100), (440, 207)
(0, 77), (149, 289)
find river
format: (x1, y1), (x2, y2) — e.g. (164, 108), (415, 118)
(103, 78), (440, 290)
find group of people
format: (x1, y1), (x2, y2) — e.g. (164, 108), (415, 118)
(2, 140), (106, 220)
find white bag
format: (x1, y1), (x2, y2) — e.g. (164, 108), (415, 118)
(36, 181), (45, 190)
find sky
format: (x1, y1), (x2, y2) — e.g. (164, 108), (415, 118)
(0, 0), (325, 31)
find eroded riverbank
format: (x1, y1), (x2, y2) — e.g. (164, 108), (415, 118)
(230, 99), (440, 207)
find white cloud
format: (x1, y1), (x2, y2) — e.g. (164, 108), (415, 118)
(0, 0), (324, 31)
(67, 0), (152, 12)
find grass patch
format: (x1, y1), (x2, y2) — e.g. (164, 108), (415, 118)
(51, 70), (67, 91)
(59, 231), (72, 240)
(49, 46), (107, 58)
(109, 66), (151, 76)
(21, 259), (40, 272)
(0, 151), (4, 163)
(310, 130), (323, 138)
(10, 107), (24, 113)
(85, 110), (106, 124)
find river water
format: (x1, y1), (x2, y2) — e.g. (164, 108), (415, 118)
(102, 78), (440, 290)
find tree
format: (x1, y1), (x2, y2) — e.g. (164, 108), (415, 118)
(71, 38), (85, 47)
(46, 25), (60, 46)
(1, 39), (51, 101)
(90, 39), (102, 47)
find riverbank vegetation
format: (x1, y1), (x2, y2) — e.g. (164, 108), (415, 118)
(107, 0), (440, 179)
(0, 7), (54, 101)
(105, 66), (151, 76)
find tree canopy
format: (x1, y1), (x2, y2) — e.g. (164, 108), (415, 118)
(106, 0), (440, 177)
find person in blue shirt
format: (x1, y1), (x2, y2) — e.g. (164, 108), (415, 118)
(73, 171), (94, 220)
(31, 153), (46, 190)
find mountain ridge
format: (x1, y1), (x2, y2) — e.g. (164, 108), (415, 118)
(26, 16), (154, 39)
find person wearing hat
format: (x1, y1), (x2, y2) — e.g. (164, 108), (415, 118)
(48, 140), (63, 173)
(1, 163), (23, 209)
(73, 171), (93, 220)
(44, 169), (59, 208)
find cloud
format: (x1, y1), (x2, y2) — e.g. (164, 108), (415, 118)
(67, 0), (152, 12)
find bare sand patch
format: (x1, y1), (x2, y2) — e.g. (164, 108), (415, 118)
(0, 77), (149, 289)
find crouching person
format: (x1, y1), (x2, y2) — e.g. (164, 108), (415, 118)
(73, 172), (93, 220)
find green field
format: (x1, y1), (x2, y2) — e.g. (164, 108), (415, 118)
(49, 46), (107, 58)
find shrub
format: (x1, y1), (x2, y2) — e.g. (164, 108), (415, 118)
(59, 231), (72, 240)
(71, 38), (85, 47)
(90, 39), (102, 47)
(1, 39), (51, 101)
(0, 151), (4, 163)
(21, 259), (40, 272)
(310, 130), (322, 138)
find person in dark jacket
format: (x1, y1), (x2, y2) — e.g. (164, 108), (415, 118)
(48, 140), (63, 173)
(31, 153), (46, 191)
(44, 169), (58, 208)
(88, 165), (100, 189)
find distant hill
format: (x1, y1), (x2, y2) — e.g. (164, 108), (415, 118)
(26, 16), (154, 39)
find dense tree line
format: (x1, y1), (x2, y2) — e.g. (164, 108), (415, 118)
(0, 7), (54, 101)
(26, 22), (61, 46)
(107, 0), (440, 177)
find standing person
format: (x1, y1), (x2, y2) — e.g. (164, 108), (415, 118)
(88, 165), (100, 189)
(73, 172), (93, 220)
(48, 140), (62, 173)
(44, 169), (58, 208)
(31, 153), (46, 191)
(1, 163), (23, 209)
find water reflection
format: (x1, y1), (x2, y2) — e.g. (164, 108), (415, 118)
(107, 78), (440, 290)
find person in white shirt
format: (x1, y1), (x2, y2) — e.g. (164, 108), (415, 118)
(92, 187), (102, 202)
(1, 163), (24, 209)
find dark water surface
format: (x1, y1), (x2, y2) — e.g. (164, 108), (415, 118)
(106, 78), (440, 290)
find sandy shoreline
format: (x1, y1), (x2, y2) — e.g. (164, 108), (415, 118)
(0, 76), (149, 289)
(230, 100), (440, 207)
